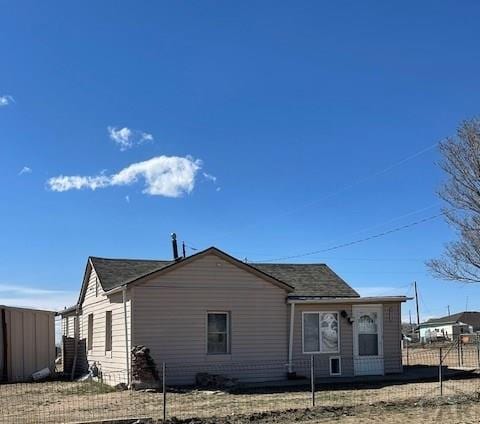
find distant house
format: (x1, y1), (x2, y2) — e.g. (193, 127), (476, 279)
(419, 312), (480, 343)
(61, 241), (408, 385)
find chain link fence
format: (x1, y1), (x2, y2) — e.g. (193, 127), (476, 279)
(1, 344), (480, 423)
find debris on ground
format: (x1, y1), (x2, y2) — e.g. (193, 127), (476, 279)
(195, 372), (238, 390)
(32, 367), (51, 381)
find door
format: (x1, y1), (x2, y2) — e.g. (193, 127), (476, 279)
(352, 305), (384, 376)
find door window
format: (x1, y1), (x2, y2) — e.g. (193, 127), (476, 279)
(358, 313), (378, 356)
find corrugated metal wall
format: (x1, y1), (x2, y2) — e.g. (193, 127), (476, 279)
(0, 306), (56, 382)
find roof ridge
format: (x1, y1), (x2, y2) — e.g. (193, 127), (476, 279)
(250, 262), (328, 266)
(90, 256), (172, 262)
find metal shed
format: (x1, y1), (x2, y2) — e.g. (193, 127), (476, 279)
(0, 305), (56, 382)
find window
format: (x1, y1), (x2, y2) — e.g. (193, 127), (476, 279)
(207, 312), (230, 354)
(87, 314), (94, 350)
(65, 317), (70, 337)
(303, 312), (339, 354)
(329, 357), (341, 376)
(105, 311), (112, 352)
(358, 313), (379, 356)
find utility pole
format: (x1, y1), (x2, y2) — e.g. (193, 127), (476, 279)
(466, 296), (469, 312)
(414, 281), (420, 327)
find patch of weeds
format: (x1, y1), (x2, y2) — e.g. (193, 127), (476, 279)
(57, 381), (117, 396)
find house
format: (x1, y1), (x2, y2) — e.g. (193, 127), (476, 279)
(419, 311), (480, 343)
(1, 305), (56, 382)
(61, 240), (408, 385)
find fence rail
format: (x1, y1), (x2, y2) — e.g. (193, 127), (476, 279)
(2, 344), (480, 423)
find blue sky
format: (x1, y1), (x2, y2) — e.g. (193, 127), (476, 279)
(1, 1), (480, 321)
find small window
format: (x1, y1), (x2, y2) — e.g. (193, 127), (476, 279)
(303, 312), (340, 354)
(330, 357), (341, 376)
(105, 311), (112, 352)
(87, 314), (94, 350)
(207, 312), (230, 354)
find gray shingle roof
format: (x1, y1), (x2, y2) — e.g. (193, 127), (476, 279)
(89, 253), (359, 298)
(251, 263), (360, 298)
(90, 257), (173, 291)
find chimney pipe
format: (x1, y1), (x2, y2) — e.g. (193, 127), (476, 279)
(182, 241), (186, 258)
(171, 233), (179, 260)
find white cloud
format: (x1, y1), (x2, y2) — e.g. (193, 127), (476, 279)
(18, 166), (32, 175)
(47, 155), (202, 198)
(203, 172), (217, 183)
(108, 126), (154, 150)
(125, 195), (130, 203)
(0, 95), (14, 107)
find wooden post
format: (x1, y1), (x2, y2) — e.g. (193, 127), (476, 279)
(460, 339), (464, 366)
(457, 340), (461, 367)
(477, 337), (480, 368)
(310, 355), (315, 407)
(406, 341), (409, 366)
(162, 362), (166, 421)
(439, 347), (443, 396)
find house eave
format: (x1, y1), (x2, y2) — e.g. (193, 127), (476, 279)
(287, 296), (412, 304)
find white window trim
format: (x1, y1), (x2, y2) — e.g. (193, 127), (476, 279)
(329, 356), (342, 376)
(302, 311), (341, 355)
(206, 311), (230, 355)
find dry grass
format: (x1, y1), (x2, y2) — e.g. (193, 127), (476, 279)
(1, 376), (480, 423)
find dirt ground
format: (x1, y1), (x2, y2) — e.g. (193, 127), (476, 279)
(2, 376), (480, 423)
(162, 399), (480, 424)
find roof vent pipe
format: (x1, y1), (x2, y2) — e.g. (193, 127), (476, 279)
(171, 233), (179, 261)
(182, 241), (186, 258)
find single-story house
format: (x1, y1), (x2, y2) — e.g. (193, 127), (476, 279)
(61, 241), (408, 385)
(1, 305), (56, 382)
(419, 311), (480, 343)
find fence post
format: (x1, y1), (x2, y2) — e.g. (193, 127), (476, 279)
(406, 340), (409, 366)
(162, 362), (166, 422)
(439, 347), (443, 396)
(457, 340), (461, 367)
(460, 339), (464, 366)
(310, 355), (315, 407)
(477, 337), (480, 369)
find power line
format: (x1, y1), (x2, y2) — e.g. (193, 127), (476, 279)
(254, 213), (443, 263)
(210, 142), (439, 242)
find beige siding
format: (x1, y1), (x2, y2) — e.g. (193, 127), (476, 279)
(292, 302), (404, 378)
(79, 267), (131, 380)
(383, 302), (402, 374)
(1, 307), (55, 382)
(292, 304), (354, 378)
(62, 315), (76, 337)
(132, 253), (289, 384)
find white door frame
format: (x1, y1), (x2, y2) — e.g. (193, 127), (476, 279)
(352, 304), (384, 376)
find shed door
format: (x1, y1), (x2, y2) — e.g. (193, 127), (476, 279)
(353, 305), (384, 375)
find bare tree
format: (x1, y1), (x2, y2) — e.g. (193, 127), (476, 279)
(427, 118), (480, 283)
